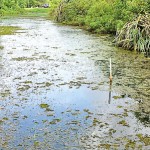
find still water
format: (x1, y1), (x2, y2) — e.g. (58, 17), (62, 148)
(0, 18), (150, 149)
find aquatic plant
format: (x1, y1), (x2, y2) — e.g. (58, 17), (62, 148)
(40, 103), (49, 109)
(115, 13), (150, 56)
(0, 26), (20, 35)
(136, 134), (150, 146)
(0, 46), (4, 49)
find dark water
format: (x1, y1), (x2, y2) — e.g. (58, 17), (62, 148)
(0, 18), (150, 149)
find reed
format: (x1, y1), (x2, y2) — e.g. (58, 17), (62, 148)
(115, 13), (150, 56)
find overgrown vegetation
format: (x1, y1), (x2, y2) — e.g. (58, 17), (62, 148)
(115, 14), (150, 55)
(49, 0), (150, 54)
(0, 0), (49, 16)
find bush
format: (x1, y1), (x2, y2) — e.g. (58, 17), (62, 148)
(85, 0), (115, 33)
(115, 14), (150, 55)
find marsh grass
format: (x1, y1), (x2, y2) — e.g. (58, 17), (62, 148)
(115, 14), (150, 56)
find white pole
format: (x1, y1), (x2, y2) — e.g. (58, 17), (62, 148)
(109, 58), (112, 84)
(110, 58), (111, 76)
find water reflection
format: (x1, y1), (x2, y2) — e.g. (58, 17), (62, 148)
(0, 17), (150, 149)
(108, 84), (112, 104)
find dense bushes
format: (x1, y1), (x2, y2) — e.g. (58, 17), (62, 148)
(0, 0), (24, 15)
(50, 0), (149, 33)
(0, 0), (49, 16)
(49, 0), (150, 54)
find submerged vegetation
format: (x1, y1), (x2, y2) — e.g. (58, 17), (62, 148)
(0, 15), (150, 149)
(0, 26), (20, 35)
(0, 26), (21, 50)
(0, 1), (150, 149)
(49, 0), (150, 55)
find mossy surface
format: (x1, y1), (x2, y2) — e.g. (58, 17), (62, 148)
(118, 120), (129, 127)
(0, 26), (21, 35)
(40, 104), (49, 109)
(137, 134), (150, 146)
(0, 46), (4, 49)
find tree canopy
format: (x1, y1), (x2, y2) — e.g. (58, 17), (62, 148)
(0, 0), (49, 15)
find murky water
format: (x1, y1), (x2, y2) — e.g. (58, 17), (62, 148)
(0, 18), (150, 149)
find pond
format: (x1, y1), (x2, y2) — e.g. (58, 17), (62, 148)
(0, 17), (150, 149)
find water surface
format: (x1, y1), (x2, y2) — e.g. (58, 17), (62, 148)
(0, 18), (150, 149)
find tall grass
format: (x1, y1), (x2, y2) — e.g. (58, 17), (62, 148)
(115, 14), (150, 56)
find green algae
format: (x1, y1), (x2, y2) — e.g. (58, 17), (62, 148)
(93, 118), (102, 126)
(67, 120), (80, 125)
(113, 95), (124, 99)
(122, 111), (128, 117)
(0, 26), (21, 35)
(17, 85), (30, 91)
(71, 112), (80, 116)
(125, 140), (136, 149)
(109, 128), (116, 135)
(0, 17), (150, 150)
(40, 103), (49, 109)
(34, 141), (39, 147)
(28, 72), (38, 76)
(45, 82), (53, 87)
(49, 119), (61, 124)
(134, 111), (150, 125)
(47, 113), (54, 117)
(23, 81), (32, 84)
(118, 120), (129, 127)
(136, 134), (150, 146)
(83, 109), (93, 114)
(22, 116), (28, 119)
(2, 142), (8, 148)
(91, 86), (99, 90)
(12, 57), (36, 61)
(0, 91), (11, 97)
(0, 46), (4, 49)
(85, 115), (91, 120)
(0, 120), (4, 124)
(3, 117), (8, 120)
(98, 144), (111, 149)
(45, 108), (54, 112)
(117, 105), (123, 108)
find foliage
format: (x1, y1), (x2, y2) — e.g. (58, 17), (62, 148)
(85, 0), (115, 33)
(24, 8), (49, 17)
(0, 0), (50, 16)
(49, 0), (150, 53)
(50, 0), (149, 32)
(115, 14), (150, 55)
(49, 0), (61, 19)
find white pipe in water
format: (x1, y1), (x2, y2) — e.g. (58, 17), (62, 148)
(109, 58), (112, 83)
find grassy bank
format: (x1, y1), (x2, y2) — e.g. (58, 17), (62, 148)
(0, 7), (24, 16)
(23, 8), (50, 17)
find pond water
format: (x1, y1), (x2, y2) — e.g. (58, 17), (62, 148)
(0, 17), (150, 149)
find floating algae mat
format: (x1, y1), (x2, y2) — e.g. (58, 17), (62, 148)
(0, 17), (150, 149)
(0, 26), (21, 35)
